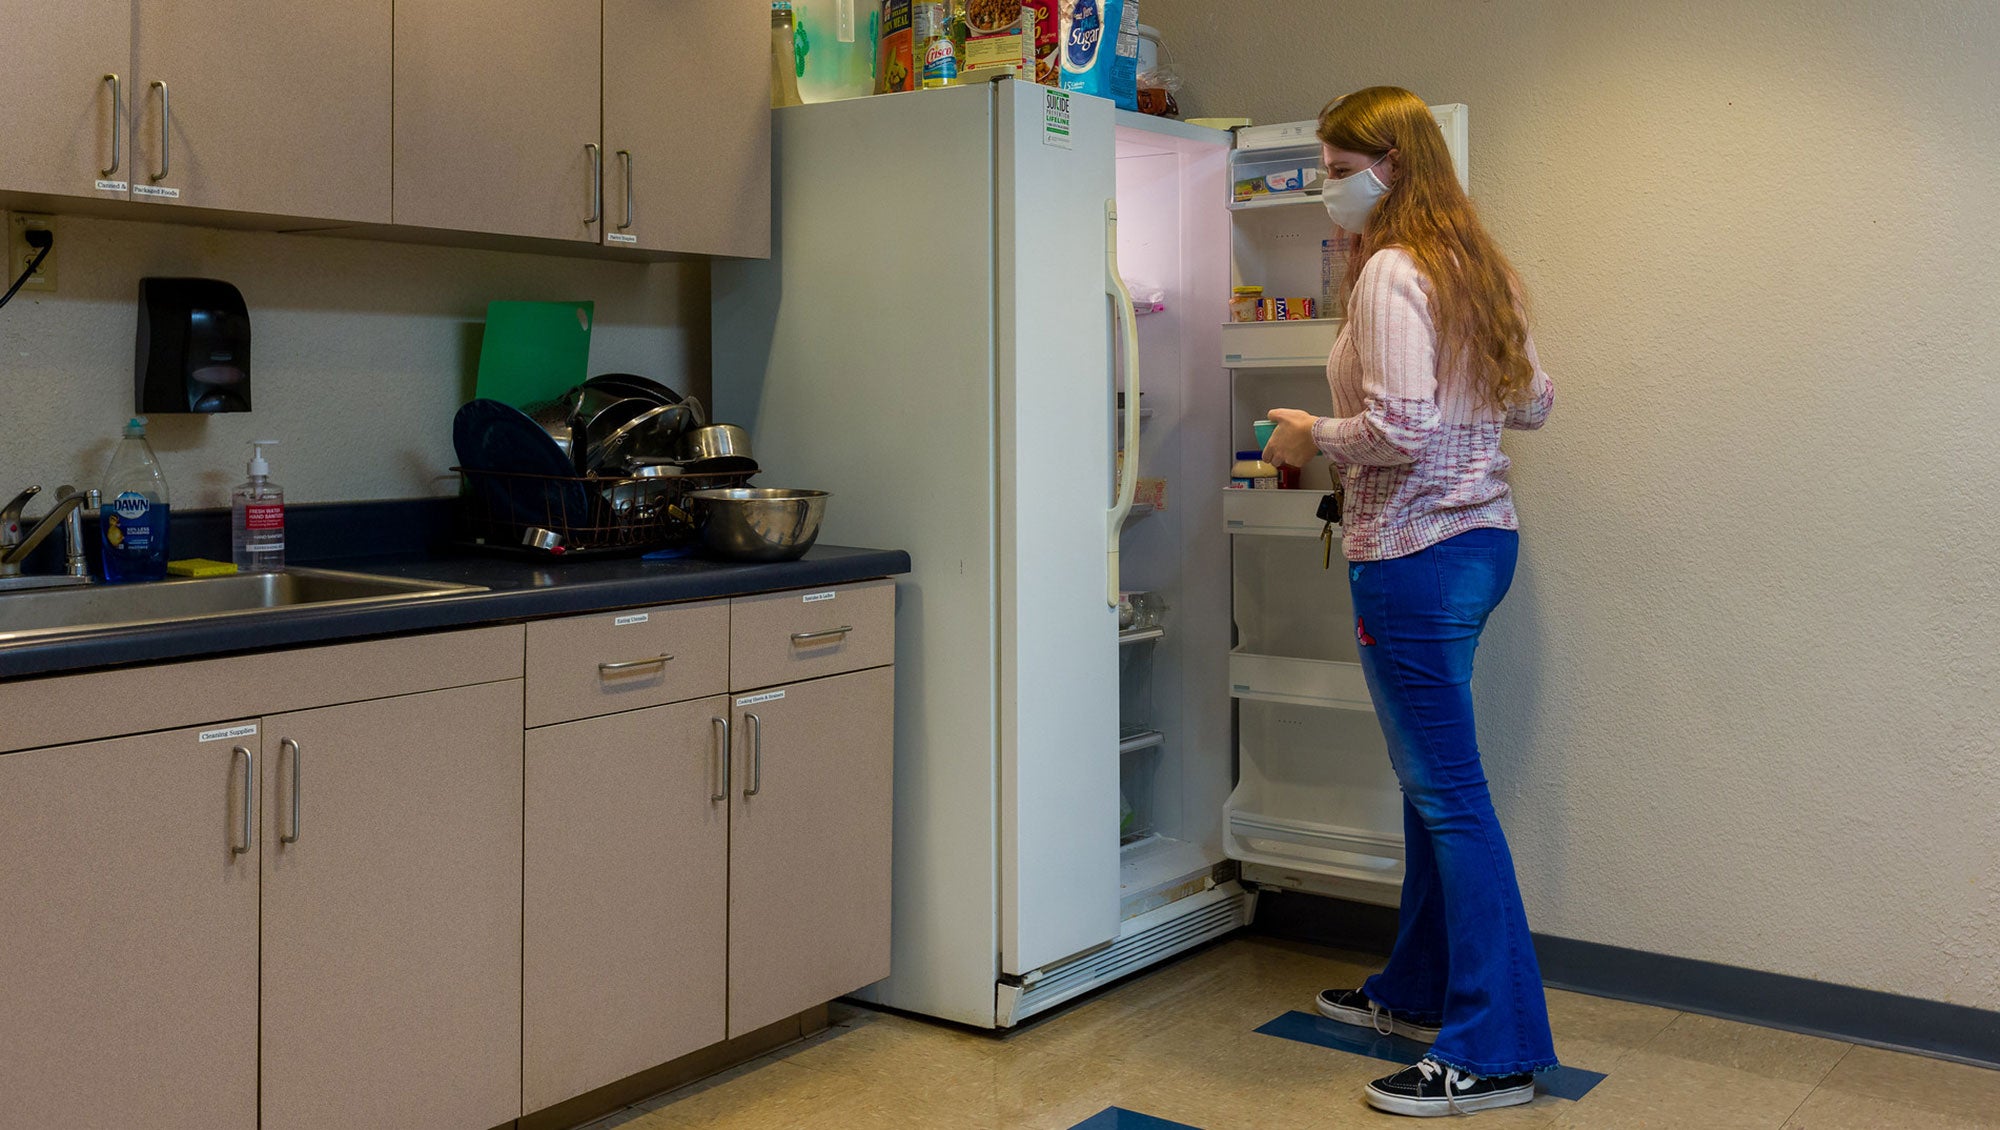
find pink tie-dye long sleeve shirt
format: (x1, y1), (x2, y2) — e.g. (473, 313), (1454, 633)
(1310, 248), (1555, 561)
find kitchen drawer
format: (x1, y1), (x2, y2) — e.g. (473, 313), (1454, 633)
(729, 581), (894, 692)
(525, 601), (729, 727)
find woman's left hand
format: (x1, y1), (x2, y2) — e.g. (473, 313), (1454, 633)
(1263, 409), (1320, 468)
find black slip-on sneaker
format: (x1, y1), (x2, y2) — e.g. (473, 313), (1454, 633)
(1315, 988), (1442, 1042)
(1364, 1058), (1535, 1117)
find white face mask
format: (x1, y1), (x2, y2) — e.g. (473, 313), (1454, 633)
(1321, 155), (1391, 233)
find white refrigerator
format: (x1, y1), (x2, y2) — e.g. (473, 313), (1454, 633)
(714, 79), (1246, 1028)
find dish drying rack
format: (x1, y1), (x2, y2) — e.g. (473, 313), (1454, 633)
(453, 466), (755, 558)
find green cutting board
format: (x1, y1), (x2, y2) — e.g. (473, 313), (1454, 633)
(474, 300), (594, 409)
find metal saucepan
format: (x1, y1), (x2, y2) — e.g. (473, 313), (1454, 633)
(681, 488), (827, 562)
(680, 424), (753, 462)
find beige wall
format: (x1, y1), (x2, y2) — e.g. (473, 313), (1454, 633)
(0, 217), (707, 509)
(1146, 0), (2000, 1009)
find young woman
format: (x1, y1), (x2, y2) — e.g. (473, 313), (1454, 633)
(1260, 86), (1559, 1118)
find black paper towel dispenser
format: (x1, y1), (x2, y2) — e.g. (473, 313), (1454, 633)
(136, 277), (252, 413)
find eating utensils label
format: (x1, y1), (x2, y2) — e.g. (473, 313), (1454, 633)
(614, 613), (651, 626)
(199, 724), (258, 743)
(803, 592), (836, 604)
(736, 690), (786, 707)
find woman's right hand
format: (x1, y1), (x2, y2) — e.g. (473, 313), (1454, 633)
(1263, 408), (1320, 469)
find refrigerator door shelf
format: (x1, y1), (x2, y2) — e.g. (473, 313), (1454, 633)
(1223, 489), (1329, 538)
(1221, 318), (1344, 369)
(1228, 649), (1374, 713)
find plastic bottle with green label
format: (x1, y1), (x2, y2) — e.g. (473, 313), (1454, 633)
(100, 417), (171, 583)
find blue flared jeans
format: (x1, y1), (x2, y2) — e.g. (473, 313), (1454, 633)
(1347, 526), (1558, 1077)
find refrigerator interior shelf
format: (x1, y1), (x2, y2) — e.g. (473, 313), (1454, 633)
(1119, 626), (1166, 647)
(1228, 191), (1325, 213)
(1223, 489), (1332, 538)
(1118, 729), (1166, 755)
(1229, 649), (1374, 712)
(1222, 317), (1345, 369)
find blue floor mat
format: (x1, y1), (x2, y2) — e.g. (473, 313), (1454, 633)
(1069, 1108), (1203, 1130)
(1254, 1010), (1608, 1101)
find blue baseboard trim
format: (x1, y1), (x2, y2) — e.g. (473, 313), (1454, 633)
(1533, 933), (2000, 1071)
(1252, 890), (2000, 1071)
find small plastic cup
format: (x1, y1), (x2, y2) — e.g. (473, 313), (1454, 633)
(1252, 419), (1277, 448)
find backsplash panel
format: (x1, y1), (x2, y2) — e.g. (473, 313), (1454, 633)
(0, 214), (708, 515)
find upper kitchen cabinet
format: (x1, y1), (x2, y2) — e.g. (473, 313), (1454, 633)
(0, 0), (132, 201)
(394, 0), (603, 244)
(127, 0), (392, 220)
(603, 0), (770, 257)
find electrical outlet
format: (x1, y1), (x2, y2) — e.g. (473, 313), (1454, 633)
(6, 213), (58, 293)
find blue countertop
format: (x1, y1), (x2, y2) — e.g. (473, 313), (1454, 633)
(0, 544), (911, 681)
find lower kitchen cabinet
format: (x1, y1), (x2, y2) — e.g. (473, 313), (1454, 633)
(728, 666), (895, 1037)
(523, 696), (731, 1112)
(0, 724), (260, 1130)
(259, 680), (524, 1130)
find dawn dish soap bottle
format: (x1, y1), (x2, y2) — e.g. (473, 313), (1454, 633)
(231, 439), (285, 573)
(100, 416), (171, 583)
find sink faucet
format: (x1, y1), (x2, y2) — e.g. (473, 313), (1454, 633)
(1, 485), (99, 581)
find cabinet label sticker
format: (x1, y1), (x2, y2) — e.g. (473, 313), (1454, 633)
(802, 592), (836, 604)
(614, 613), (651, 626)
(95, 179), (128, 193)
(132, 183), (180, 199)
(199, 724), (259, 743)
(735, 690), (786, 707)
(606, 232), (639, 244)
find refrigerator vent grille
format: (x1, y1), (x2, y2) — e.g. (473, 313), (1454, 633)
(1011, 886), (1252, 1024)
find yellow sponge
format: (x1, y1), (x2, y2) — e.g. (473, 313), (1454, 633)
(166, 558), (238, 578)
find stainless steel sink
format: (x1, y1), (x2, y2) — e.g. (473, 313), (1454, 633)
(0, 568), (487, 642)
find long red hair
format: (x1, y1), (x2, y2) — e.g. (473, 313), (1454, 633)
(1320, 87), (1534, 411)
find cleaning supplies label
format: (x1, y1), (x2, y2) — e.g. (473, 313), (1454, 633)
(199, 724), (259, 743)
(109, 491), (160, 551)
(243, 503), (284, 531)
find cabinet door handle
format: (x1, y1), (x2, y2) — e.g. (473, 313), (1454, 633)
(585, 142), (601, 225)
(599, 653), (674, 674)
(791, 626), (853, 645)
(616, 149), (634, 230)
(710, 716), (731, 803)
(279, 737), (301, 844)
(148, 80), (170, 181)
(743, 712), (763, 798)
(231, 745), (253, 855)
(101, 74), (122, 178)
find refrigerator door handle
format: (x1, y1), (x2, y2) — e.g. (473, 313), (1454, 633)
(1104, 198), (1141, 607)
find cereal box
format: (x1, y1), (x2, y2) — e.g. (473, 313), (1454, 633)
(963, 0), (1034, 79)
(1023, 0), (1059, 84)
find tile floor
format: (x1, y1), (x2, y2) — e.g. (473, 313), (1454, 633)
(570, 937), (2000, 1129)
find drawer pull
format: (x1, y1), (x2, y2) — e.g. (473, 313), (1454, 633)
(790, 626), (853, 645)
(599, 654), (674, 674)
(231, 745), (253, 855)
